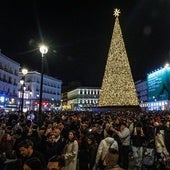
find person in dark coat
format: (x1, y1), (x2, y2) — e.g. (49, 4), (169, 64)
(89, 123), (102, 145)
(3, 159), (23, 170)
(23, 157), (43, 170)
(17, 139), (46, 170)
(79, 134), (98, 170)
(86, 135), (98, 170)
(0, 133), (16, 159)
(41, 133), (59, 163)
(131, 122), (145, 169)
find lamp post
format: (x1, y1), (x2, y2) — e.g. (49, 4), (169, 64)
(29, 91), (32, 110)
(39, 45), (48, 124)
(20, 68), (28, 114)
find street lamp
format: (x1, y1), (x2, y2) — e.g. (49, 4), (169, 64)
(39, 44), (48, 124)
(29, 91), (32, 110)
(20, 68), (28, 114)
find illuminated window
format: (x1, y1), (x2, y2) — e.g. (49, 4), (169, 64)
(0, 96), (5, 102)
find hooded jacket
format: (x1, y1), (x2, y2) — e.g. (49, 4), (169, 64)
(95, 137), (118, 166)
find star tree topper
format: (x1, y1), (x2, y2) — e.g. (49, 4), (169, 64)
(114, 8), (121, 17)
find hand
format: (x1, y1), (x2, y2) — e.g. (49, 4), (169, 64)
(110, 126), (115, 131)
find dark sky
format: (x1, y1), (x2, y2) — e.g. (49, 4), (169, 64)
(1, 0), (170, 87)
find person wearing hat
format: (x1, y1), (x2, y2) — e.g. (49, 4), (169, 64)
(110, 122), (130, 170)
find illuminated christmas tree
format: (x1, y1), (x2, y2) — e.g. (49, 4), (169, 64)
(99, 9), (139, 107)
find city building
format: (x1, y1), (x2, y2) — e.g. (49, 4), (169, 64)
(0, 51), (20, 111)
(19, 71), (62, 112)
(147, 65), (170, 110)
(135, 64), (170, 111)
(63, 87), (100, 111)
(135, 80), (148, 110)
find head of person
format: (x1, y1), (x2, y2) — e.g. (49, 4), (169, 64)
(104, 123), (111, 131)
(119, 122), (127, 131)
(47, 133), (56, 143)
(53, 128), (61, 138)
(91, 123), (100, 132)
(135, 121), (143, 132)
(47, 155), (65, 170)
(18, 139), (34, 157)
(68, 130), (76, 142)
(39, 126), (46, 135)
(23, 157), (42, 170)
(115, 117), (121, 124)
(86, 134), (95, 145)
(1, 133), (12, 144)
(57, 122), (64, 130)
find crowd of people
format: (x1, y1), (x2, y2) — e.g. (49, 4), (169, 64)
(0, 110), (170, 170)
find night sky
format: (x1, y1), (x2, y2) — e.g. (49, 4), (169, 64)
(1, 0), (170, 87)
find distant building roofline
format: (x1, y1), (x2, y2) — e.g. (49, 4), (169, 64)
(0, 52), (20, 66)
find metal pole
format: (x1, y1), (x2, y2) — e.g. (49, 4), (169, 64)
(38, 54), (44, 124)
(21, 86), (24, 114)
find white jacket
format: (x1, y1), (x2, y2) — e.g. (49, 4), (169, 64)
(155, 132), (168, 155)
(95, 137), (117, 165)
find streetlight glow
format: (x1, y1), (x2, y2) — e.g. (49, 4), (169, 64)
(38, 43), (48, 124)
(39, 45), (48, 55)
(20, 68), (28, 114)
(164, 63), (169, 68)
(20, 79), (24, 85)
(22, 68), (28, 75)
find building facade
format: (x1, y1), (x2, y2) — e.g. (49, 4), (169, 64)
(147, 65), (170, 110)
(0, 51), (20, 110)
(63, 87), (100, 111)
(19, 71), (62, 112)
(135, 65), (170, 111)
(135, 80), (148, 110)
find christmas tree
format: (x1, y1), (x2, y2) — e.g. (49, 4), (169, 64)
(98, 9), (139, 107)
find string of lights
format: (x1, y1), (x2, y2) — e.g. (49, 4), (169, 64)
(99, 9), (139, 107)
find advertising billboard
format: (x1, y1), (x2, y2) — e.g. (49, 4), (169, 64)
(147, 66), (170, 102)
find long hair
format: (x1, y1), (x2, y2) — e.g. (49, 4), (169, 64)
(0, 133), (13, 153)
(68, 130), (77, 142)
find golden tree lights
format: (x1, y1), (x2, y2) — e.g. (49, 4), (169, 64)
(98, 9), (139, 106)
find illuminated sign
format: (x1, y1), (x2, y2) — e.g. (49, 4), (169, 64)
(147, 67), (170, 102)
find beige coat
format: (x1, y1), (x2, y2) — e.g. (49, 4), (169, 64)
(64, 140), (78, 170)
(155, 132), (168, 154)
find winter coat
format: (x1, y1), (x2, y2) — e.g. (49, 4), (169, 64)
(95, 137), (116, 166)
(131, 130), (145, 147)
(155, 131), (168, 154)
(117, 127), (130, 146)
(165, 127), (170, 153)
(64, 140), (78, 170)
